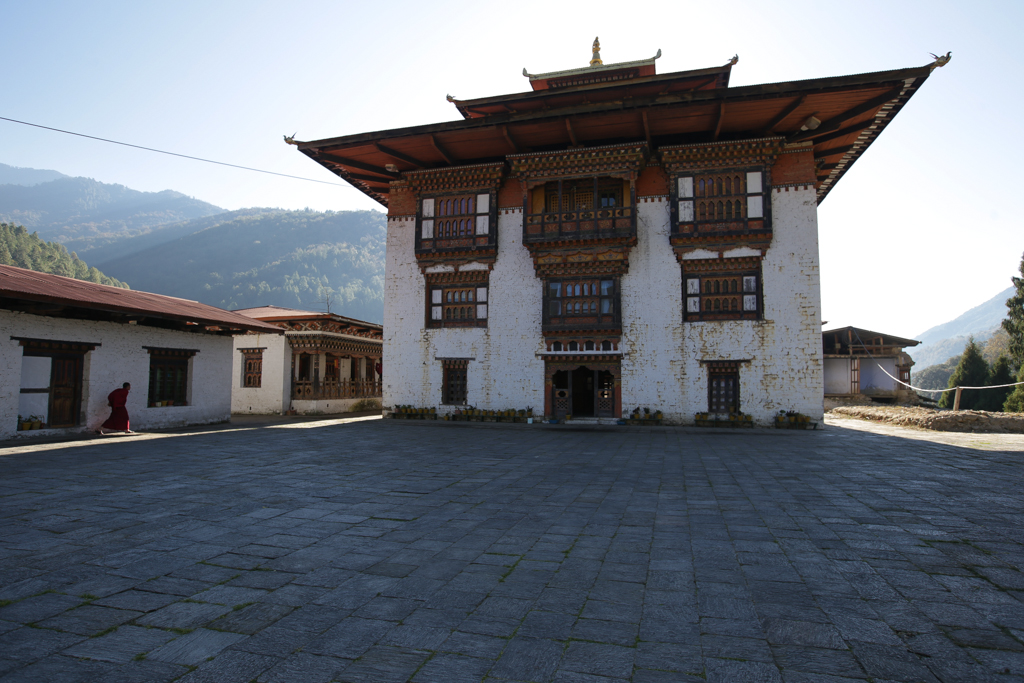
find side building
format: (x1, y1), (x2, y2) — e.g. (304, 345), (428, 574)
(231, 306), (382, 415)
(293, 44), (944, 425)
(0, 265), (281, 439)
(822, 326), (920, 409)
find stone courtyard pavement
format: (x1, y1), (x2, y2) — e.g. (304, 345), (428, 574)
(1, 418), (1023, 683)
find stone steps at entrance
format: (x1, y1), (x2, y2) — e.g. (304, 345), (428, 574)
(565, 416), (620, 425)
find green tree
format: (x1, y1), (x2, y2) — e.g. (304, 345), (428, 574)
(1006, 367), (1024, 412)
(983, 355), (1014, 412)
(938, 337), (989, 410)
(1004, 251), (1024, 367)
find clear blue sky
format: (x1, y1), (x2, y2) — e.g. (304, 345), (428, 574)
(2, 0), (1020, 338)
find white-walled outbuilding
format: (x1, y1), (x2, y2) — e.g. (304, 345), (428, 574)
(0, 265), (281, 440)
(230, 306), (382, 416)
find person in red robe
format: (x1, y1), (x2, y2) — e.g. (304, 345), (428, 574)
(99, 382), (132, 434)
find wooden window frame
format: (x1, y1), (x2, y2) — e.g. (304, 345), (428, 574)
(525, 175), (636, 243)
(671, 166), (771, 236)
(416, 191), (497, 255)
(442, 359), (468, 405)
(543, 276), (620, 331)
(240, 347), (264, 388)
(427, 282), (489, 329)
(145, 347), (197, 407)
(683, 268), (761, 322)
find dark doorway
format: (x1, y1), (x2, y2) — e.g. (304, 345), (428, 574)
(552, 370), (570, 417)
(571, 366), (595, 417)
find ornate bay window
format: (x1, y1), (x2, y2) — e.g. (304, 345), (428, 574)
(543, 277), (619, 330)
(683, 257), (761, 322)
(240, 347), (264, 388)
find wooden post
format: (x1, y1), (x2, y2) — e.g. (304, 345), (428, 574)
(953, 386), (962, 411)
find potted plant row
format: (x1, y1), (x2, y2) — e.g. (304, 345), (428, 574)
(447, 407), (535, 423)
(391, 406), (437, 420)
(626, 407), (663, 426)
(774, 410), (816, 429)
(695, 412), (753, 428)
(17, 415), (46, 430)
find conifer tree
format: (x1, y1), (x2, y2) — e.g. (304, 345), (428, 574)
(983, 355), (1014, 412)
(1006, 368), (1024, 413)
(1005, 251), (1024, 367)
(938, 338), (989, 410)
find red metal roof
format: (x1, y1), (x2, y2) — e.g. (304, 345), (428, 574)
(0, 265), (281, 334)
(234, 305), (383, 332)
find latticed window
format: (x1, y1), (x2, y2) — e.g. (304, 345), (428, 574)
(420, 193), (491, 240)
(428, 284), (488, 328)
(545, 178), (622, 212)
(685, 271), (759, 321)
(146, 347), (195, 406)
(544, 278), (618, 329)
(675, 169), (767, 229)
(240, 348), (263, 388)
(442, 360), (468, 405)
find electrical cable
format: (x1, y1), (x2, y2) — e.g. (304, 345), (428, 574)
(0, 115), (351, 188)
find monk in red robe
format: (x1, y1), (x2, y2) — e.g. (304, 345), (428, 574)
(99, 382), (132, 434)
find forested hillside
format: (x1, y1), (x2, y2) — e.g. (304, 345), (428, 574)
(0, 176), (223, 252)
(0, 222), (129, 288)
(96, 210), (385, 322)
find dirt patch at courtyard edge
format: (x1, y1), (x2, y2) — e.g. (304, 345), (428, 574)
(829, 405), (1024, 433)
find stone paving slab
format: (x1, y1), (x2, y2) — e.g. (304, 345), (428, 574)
(0, 418), (1023, 682)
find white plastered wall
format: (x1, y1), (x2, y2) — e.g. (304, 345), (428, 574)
(824, 358), (852, 395)
(860, 357), (897, 394)
(382, 210), (545, 413)
(0, 309), (234, 440)
(231, 331), (289, 414)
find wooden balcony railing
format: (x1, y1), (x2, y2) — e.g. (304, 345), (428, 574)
(524, 206), (635, 243)
(292, 379), (382, 401)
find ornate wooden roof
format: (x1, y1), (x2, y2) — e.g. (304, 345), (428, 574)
(295, 51), (945, 207)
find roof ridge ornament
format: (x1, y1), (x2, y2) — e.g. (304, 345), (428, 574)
(929, 51), (952, 69)
(591, 37), (602, 66)
(726, 54), (739, 66)
(283, 133), (299, 146)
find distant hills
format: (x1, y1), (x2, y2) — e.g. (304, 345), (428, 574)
(0, 222), (128, 288)
(0, 163), (386, 323)
(908, 286), (1014, 370)
(94, 209), (385, 322)
(0, 162), (223, 255)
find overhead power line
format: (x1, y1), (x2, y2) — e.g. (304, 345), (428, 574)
(0, 115), (350, 188)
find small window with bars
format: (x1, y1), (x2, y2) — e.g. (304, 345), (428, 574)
(545, 178), (623, 212)
(240, 348), (264, 388)
(684, 271), (760, 321)
(428, 284), (488, 328)
(544, 278), (618, 328)
(708, 369), (739, 415)
(442, 360), (468, 405)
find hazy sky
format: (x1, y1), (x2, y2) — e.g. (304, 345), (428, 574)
(2, 0), (1020, 338)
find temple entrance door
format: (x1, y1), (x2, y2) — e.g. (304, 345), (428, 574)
(571, 366), (595, 417)
(552, 370), (571, 419)
(596, 370), (614, 417)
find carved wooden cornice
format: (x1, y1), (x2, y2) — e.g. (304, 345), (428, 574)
(404, 162), (505, 194)
(424, 270), (491, 285)
(660, 138), (782, 172)
(282, 319), (383, 340)
(509, 143), (648, 181)
(416, 249), (497, 272)
(531, 245), (633, 278)
(671, 235), (772, 260)
(678, 255), (763, 272)
(287, 335), (381, 356)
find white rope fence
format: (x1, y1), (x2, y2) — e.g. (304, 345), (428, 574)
(850, 330), (1023, 410)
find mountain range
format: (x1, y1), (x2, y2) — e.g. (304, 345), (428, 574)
(0, 163), (386, 322)
(908, 286), (1014, 370)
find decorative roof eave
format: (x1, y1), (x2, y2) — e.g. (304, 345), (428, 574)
(508, 142), (649, 180)
(822, 326), (920, 348)
(285, 330), (384, 344)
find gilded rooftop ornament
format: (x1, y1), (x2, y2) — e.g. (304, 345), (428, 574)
(727, 54), (739, 66)
(929, 51), (952, 68)
(283, 133), (298, 146)
(590, 37), (602, 66)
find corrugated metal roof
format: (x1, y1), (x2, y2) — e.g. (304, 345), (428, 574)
(234, 305), (383, 330)
(0, 265), (281, 333)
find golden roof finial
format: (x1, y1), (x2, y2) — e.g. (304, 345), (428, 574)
(590, 37), (602, 67)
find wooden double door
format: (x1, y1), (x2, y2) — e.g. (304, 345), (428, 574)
(551, 366), (616, 418)
(48, 356), (83, 427)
